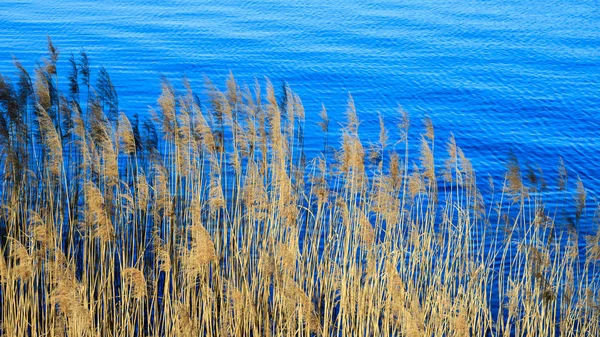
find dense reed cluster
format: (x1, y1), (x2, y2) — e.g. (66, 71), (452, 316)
(0, 39), (599, 337)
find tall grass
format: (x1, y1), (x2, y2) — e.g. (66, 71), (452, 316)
(0, 39), (598, 336)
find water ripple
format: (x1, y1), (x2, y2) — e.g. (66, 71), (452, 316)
(0, 0), (599, 193)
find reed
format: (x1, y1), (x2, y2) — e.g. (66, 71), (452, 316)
(0, 40), (598, 336)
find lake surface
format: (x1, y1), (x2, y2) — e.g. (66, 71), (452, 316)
(1, 0), (599, 211)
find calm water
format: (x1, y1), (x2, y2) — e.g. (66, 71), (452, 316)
(1, 0), (599, 206)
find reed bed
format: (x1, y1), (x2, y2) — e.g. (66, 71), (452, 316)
(0, 39), (598, 336)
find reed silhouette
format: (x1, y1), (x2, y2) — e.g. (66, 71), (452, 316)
(0, 39), (598, 337)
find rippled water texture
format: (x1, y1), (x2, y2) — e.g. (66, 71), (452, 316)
(1, 0), (599, 197)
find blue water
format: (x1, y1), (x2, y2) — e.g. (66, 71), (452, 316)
(1, 0), (599, 201)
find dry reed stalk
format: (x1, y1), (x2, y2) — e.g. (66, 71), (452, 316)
(0, 47), (598, 337)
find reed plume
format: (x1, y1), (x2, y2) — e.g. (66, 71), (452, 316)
(121, 267), (147, 299)
(183, 224), (216, 277)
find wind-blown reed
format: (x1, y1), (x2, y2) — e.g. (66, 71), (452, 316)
(0, 39), (598, 336)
